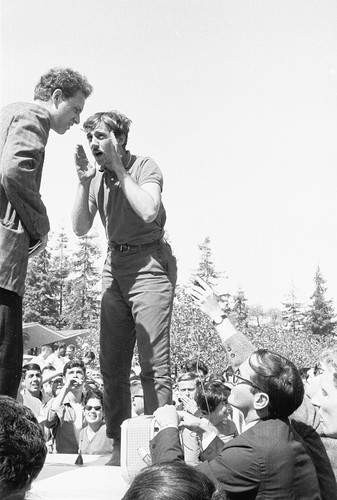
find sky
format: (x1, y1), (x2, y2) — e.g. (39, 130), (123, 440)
(1, 0), (337, 309)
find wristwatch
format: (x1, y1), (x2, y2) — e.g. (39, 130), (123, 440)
(211, 313), (227, 326)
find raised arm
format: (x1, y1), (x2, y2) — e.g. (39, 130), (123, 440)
(190, 277), (255, 369)
(71, 145), (97, 236)
(105, 134), (161, 223)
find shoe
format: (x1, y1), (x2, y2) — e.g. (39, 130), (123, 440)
(105, 439), (121, 466)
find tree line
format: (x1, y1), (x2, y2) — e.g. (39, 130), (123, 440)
(24, 232), (336, 373)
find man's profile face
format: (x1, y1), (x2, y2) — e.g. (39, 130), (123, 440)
(312, 368), (337, 438)
(305, 363), (325, 399)
(24, 370), (43, 395)
(178, 380), (197, 400)
(51, 90), (86, 134)
(228, 357), (257, 414)
(211, 401), (230, 425)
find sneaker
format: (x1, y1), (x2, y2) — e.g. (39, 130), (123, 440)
(105, 439), (121, 466)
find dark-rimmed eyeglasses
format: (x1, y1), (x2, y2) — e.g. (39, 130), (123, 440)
(84, 405), (102, 411)
(232, 370), (263, 391)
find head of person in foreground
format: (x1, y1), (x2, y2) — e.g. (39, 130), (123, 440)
(0, 396), (47, 499)
(122, 461), (226, 500)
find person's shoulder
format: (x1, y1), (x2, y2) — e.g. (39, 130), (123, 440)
(1, 101), (50, 120)
(131, 155), (162, 173)
(243, 418), (287, 444)
(1, 101), (51, 138)
(130, 155), (164, 187)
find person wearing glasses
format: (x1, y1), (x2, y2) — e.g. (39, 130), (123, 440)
(151, 349), (320, 499)
(78, 389), (112, 455)
(189, 277), (337, 500)
(149, 278), (321, 498)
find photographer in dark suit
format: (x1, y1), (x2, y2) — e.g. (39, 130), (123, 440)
(151, 345), (321, 498)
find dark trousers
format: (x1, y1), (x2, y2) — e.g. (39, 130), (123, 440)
(0, 287), (23, 398)
(100, 242), (177, 439)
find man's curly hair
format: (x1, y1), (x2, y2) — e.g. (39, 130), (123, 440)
(34, 67), (93, 101)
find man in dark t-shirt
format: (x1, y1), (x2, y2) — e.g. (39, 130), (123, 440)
(72, 111), (177, 465)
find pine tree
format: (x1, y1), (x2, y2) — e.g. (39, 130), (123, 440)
(170, 285), (224, 375)
(306, 267), (335, 337)
(169, 238), (230, 374)
(281, 287), (305, 335)
(49, 228), (73, 328)
(65, 233), (101, 330)
(23, 248), (59, 327)
(194, 236), (222, 285)
(232, 288), (249, 328)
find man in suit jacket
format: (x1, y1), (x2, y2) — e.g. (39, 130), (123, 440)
(187, 277), (337, 499)
(151, 342), (321, 499)
(0, 68), (93, 398)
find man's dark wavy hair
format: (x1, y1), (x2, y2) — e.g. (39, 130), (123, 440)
(195, 378), (230, 414)
(249, 349), (304, 419)
(63, 358), (86, 377)
(122, 461), (226, 500)
(34, 67), (93, 101)
(0, 396), (47, 499)
(83, 111), (132, 148)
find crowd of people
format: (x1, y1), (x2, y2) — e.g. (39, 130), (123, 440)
(1, 67), (337, 499)
(3, 277), (337, 499)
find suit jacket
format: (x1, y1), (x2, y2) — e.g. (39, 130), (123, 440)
(0, 102), (50, 296)
(151, 420), (321, 499)
(218, 328), (337, 499)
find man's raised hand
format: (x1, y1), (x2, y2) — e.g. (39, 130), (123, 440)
(190, 277), (223, 319)
(102, 132), (124, 174)
(75, 145), (96, 182)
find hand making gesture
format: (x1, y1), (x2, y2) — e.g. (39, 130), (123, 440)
(74, 145), (96, 183)
(102, 132), (125, 175)
(190, 277), (224, 320)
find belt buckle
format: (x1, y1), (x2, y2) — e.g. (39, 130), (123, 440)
(120, 244), (130, 252)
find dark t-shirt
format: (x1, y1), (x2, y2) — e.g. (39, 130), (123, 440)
(89, 153), (166, 245)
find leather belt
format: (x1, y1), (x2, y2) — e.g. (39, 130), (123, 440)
(110, 238), (164, 254)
